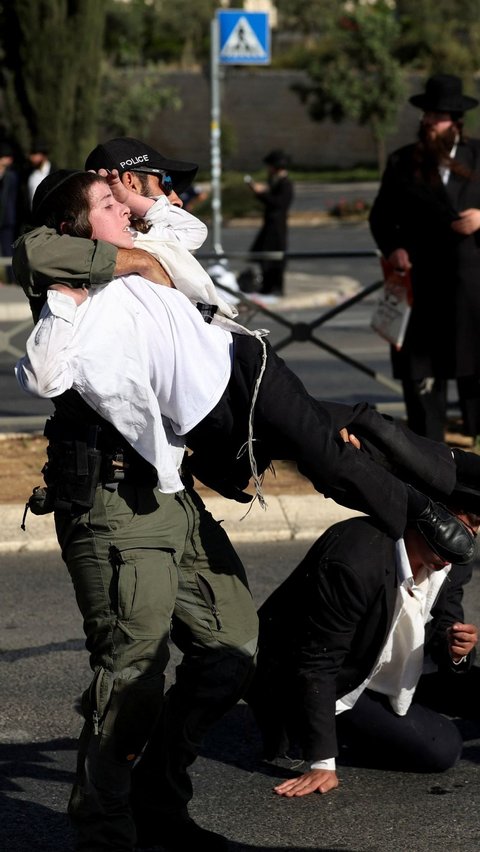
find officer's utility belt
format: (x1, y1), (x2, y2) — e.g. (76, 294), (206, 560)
(22, 417), (153, 525)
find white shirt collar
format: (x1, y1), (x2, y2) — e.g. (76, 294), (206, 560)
(395, 537), (451, 596)
(439, 137), (459, 184)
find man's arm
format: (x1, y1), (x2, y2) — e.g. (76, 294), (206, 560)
(427, 562), (477, 670)
(269, 549), (372, 798)
(13, 227), (118, 293)
(13, 226), (172, 321)
(14, 226), (172, 289)
(101, 167), (208, 251)
(257, 531), (374, 790)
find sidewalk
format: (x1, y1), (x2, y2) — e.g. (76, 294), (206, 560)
(0, 265), (362, 317)
(1, 493), (361, 553)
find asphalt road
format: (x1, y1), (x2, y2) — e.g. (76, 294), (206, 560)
(2, 186), (479, 851)
(2, 540), (480, 851)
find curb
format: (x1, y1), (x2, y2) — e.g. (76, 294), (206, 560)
(1, 496), (362, 554)
(0, 277), (360, 322)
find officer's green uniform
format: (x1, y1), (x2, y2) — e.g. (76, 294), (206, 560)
(13, 225), (119, 322)
(14, 227), (259, 848)
(27, 388), (257, 852)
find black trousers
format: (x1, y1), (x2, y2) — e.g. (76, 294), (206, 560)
(402, 378), (447, 442)
(187, 336), (456, 540)
(337, 667), (480, 772)
(403, 376), (480, 441)
(259, 259), (285, 295)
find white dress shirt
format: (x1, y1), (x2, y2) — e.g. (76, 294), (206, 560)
(311, 541), (450, 771)
(16, 280), (234, 493)
(28, 160), (53, 207)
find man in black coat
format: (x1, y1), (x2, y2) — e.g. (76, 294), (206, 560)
(369, 73), (480, 442)
(247, 485), (480, 797)
(247, 149), (294, 297)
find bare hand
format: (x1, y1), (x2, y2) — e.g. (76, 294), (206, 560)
(91, 168), (130, 204)
(451, 209), (480, 236)
(48, 283), (89, 305)
(447, 622), (478, 661)
(274, 768), (339, 797)
(249, 181), (267, 194)
(96, 168), (154, 217)
(339, 427), (361, 449)
(388, 248), (412, 273)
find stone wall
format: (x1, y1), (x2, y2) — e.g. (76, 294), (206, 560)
(130, 69), (480, 171)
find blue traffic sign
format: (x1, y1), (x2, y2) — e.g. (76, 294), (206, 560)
(217, 9), (270, 65)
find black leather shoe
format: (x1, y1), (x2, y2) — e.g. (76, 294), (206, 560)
(135, 814), (229, 852)
(415, 500), (475, 564)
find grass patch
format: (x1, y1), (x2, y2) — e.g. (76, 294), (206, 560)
(193, 167), (380, 220)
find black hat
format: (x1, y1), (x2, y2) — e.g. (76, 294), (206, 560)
(409, 74), (479, 114)
(31, 169), (83, 221)
(85, 137), (198, 195)
(30, 137), (50, 155)
(0, 141), (14, 158)
(263, 149), (291, 169)
(447, 482), (480, 517)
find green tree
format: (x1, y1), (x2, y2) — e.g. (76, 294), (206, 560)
(0, 0), (106, 166)
(104, 0), (219, 69)
(293, 0), (404, 171)
(104, 0), (148, 67)
(396, 0), (480, 76)
(99, 65), (182, 139)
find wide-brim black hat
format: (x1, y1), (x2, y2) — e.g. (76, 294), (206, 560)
(31, 169), (83, 222)
(409, 73), (479, 114)
(85, 137), (198, 195)
(263, 149), (291, 169)
(447, 482), (480, 517)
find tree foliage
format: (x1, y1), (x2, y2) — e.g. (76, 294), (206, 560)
(100, 65), (182, 139)
(291, 1), (404, 170)
(2, 0), (480, 173)
(0, 0), (106, 166)
(396, 0), (480, 76)
(104, 0), (219, 68)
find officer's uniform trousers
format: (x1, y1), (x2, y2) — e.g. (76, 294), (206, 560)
(55, 480), (258, 852)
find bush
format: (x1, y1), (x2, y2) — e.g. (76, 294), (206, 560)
(328, 197), (371, 219)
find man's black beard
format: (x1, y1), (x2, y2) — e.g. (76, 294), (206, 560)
(414, 123), (459, 183)
(418, 123), (457, 164)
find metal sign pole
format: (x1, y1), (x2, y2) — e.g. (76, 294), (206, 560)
(210, 16), (223, 254)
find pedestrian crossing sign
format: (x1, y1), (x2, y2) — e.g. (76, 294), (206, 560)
(217, 10), (270, 65)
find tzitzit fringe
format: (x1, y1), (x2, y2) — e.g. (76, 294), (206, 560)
(237, 331), (268, 517)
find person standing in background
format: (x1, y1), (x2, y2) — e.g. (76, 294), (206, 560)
(0, 141), (19, 283)
(369, 74), (480, 443)
(26, 138), (56, 209)
(246, 149), (294, 299)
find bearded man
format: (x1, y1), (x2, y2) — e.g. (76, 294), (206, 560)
(369, 73), (480, 442)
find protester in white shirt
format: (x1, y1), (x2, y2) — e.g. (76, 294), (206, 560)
(15, 169), (478, 568)
(247, 496), (480, 797)
(14, 172), (258, 852)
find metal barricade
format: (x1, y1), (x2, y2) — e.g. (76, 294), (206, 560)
(0, 249), (401, 394)
(198, 249), (402, 396)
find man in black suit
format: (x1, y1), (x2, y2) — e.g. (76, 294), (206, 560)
(247, 149), (294, 298)
(247, 485), (480, 797)
(370, 73), (480, 442)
